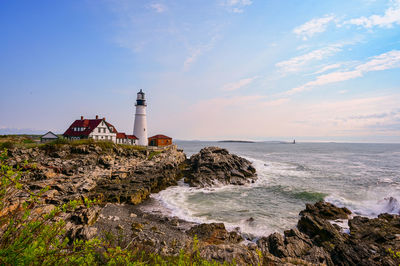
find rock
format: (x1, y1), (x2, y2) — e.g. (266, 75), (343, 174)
(130, 213), (137, 218)
(267, 232), (288, 258)
(199, 244), (260, 265)
(186, 223), (243, 244)
(184, 147), (257, 187)
(98, 155), (114, 168)
(81, 226), (98, 240)
(132, 222), (144, 232)
(299, 201), (351, 220)
(5, 143), (187, 246)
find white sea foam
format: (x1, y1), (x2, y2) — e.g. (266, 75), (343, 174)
(325, 193), (400, 217)
(143, 142), (400, 236)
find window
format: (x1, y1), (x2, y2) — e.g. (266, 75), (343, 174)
(103, 128), (106, 133)
(98, 128), (101, 133)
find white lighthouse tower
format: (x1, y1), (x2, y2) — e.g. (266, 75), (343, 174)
(133, 89), (148, 146)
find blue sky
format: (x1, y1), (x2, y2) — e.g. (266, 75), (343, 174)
(1, 0), (400, 142)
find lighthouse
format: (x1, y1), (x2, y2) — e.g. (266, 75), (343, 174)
(133, 89), (148, 146)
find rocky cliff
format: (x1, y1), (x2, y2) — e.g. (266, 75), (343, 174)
(3, 142), (186, 240)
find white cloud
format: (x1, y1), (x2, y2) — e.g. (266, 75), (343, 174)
(312, 63), (342, 75)
(221, 76), (258, 91)
(356, 50), (400, 71)
(293, 15), (335, 40)
(285, 50), (400, 95)
(276, 45), (342, 73)
(149, 3), (167, 13)
(345, 0), (400, 28)
(223, 0), (252, 13)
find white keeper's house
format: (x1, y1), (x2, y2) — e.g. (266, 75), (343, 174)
(63, 115), (138, 145)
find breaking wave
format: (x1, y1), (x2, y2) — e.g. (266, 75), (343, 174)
(144, 142), (400, 236)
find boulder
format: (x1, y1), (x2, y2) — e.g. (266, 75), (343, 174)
(184, 147), (257, 187)
(299, 201), (351, 220)
(186, 223), (243, 244)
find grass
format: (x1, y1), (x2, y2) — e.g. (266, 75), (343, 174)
(148, 150), (162, 160)
(0, 135), (154, 155)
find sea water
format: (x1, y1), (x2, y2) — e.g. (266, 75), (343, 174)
(144, 141), (400, 237)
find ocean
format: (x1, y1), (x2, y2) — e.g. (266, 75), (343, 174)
(144, 141), (400, 237)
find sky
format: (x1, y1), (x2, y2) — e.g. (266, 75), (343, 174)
(1, 0), (400, 142)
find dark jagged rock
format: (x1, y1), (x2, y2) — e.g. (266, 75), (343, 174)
(254, 201), (400, 265)
(299, 201), (351, 220)
(184, 147), (257, 187)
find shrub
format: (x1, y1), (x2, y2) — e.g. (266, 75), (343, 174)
(0, 142), (14, 151)
(22, 139), (35, 144)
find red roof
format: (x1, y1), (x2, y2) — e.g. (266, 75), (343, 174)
(116, 133), (138, 140)
(126, 135), (138, 140)
(63, 119), (103, 137)
(148, 134), (172, 140)
(106, 122), (118, 133)
(116, 132), (126, 139)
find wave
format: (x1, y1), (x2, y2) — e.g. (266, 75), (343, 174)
(293, 191), (327, 201)
(325, 194), (400, 217)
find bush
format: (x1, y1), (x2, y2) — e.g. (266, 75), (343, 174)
(22, 139), (35, 144)
(0, 142), (14, 151)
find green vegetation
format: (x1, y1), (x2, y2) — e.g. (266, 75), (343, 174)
(387, 248), (400, 264)
(0, 136), (150, 154)
(0, 141), (14, 151)
(0, 149), (228, 265)
(148, 150), (162, 160)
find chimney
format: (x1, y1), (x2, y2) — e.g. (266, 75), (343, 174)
(96, 115), (98, 119)
(81, 116), (83, 120)
(103, 117), (106, 121)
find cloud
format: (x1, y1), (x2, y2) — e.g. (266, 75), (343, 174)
(276, 45), (342, 73)
(285, 50), (400, 95)
(293, 15), (335, 40)
(221, 76), (258, 91)
(222, 0), (252, 13)
(345, 0), (400, 28)
(292, 95), (400, 136)
(180, 92), (400, 140)
(356, 49), (400, 71)
(312, 63), (342, 75)
(148, 3), (167, 13)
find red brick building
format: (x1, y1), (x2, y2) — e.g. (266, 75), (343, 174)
(148, 134), (172, 147)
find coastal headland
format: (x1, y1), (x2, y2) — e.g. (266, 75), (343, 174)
(1, 138), (399, 265)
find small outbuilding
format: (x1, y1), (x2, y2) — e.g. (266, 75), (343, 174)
(148, 134), (172, 147)
(40, 131), (59, 143)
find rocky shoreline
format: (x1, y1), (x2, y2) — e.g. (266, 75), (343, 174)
(3, 142), (400, 265)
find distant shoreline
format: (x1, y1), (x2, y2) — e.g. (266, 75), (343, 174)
(218, 140), (255, 143)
